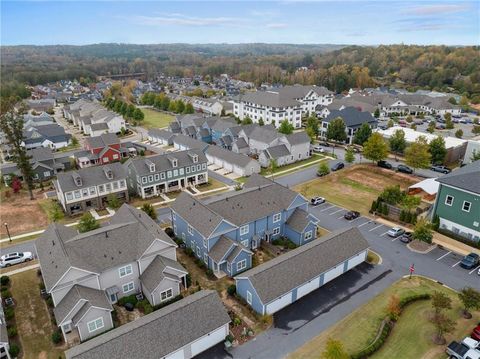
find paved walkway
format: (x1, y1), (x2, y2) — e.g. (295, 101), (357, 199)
(265, 155), (333, 179)
(1, 263), (40, 276)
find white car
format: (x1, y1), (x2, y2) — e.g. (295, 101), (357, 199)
(387, 227), (405, 238)
(311, 145), (325, 153)
(310, 197), (326, 206)
(0, 252), (34, 268)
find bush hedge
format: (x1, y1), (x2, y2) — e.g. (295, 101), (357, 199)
(117, 294), (138, 307)
(227, 284), (236, 296)
(4, 307), (14, 320)
(7, 326), (17, 338)
(437, 228), (480, 249)
(9, 344), (20, 357)
(135, 299), (153, 315)
(51, 330), (62, 344)
(0, 275), (10, 286)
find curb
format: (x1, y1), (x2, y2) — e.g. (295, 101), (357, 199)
(401, 274), (458, 293)
(406, 242), (437, 254)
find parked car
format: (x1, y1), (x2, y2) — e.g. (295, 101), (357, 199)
(459, 253), (480, 270)
(310, 197), (326, 206)
(311, 145), (325, 153)
(472, 325), (480, 341)
(430, 165), (451, 174)
(318, 141), (330, 147)
(399, 232), (413, 243)
(436, 123), (446, 129)
(377, 160), (393, 170)
(446, 340), (480, 359)
(0, 252), (34, 268)
(331, 162), (345, 171)
(344, 211), (360, 220)
(387, 227), (405, 238)
(397, 164), (413, 174)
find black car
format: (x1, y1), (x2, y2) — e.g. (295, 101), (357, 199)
(331, 162), (345, 171)
(397, 164), (413, 174)
(399, 232), (413, 243)
(344, 211), (360, 220)
(430, 165), (451, 174)
(459, 253), (480, 269)
(377, 160), (393, 170)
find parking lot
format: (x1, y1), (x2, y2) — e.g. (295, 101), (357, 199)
(308, 201), (480, 287)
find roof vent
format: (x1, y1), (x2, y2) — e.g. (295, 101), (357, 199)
(105, 231), (109, 238)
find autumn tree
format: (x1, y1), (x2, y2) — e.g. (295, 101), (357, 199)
(318, 162), (330, 176)
(413, 218), (433, 243)
(387, 294), (401, 321)
(405, 136), (431, 171)
(430, 312), (455, 344)
(363, 132), (389, 163)
(427, 121), (436, 134)
(389, 129), (406, 160)
(141, 203), (157, 220)
(431, 291), (452, 317)
(445, 113), (454, 129)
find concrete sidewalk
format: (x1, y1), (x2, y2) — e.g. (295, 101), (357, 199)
(1, 263), (40, 276)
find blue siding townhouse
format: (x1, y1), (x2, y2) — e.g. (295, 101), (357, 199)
(170, 174), (319, 277)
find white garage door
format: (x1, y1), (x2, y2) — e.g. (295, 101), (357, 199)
(191, 325), (227, 356)
(233, 165), (244, 176)
(224, 162), (233, 172)
(296, 278), (320, 299)
(266, 292), (293, 314)
(347, 251), (366, 270)
(214, 158), (223, 167)
(323, 264), (345, 284)
(165, 348), (185, 359)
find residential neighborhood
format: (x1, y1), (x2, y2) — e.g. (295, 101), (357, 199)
(1, 3), (479, 359)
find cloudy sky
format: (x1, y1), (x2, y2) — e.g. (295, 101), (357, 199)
(1, 1), (478, 45)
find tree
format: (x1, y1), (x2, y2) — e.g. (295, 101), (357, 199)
(167, 101), (177, 113)
(471, 149), (480, 162)
(387, 119), (394, 128)
(344, 148), (355, 163)
(445, 113), (454, 129)
(322, 338), (349, 359)
(133, 108), (144, 121)
(48, 200), (64, 222)
(387, 294), (401, 321)
(258, 118), (265, 126)
(363, 132), (389, 163)
(455, 129), (463, 138)
(401, 195), (420, 212)
(406, 115), (413, 123)
(11, 176), (22, 193)
(305, 115), (319, 136)
(458, 287), (480, 319)
(431, 291), (452, 317)
(318, 162), (330, 176)
(389, 129), (406, 160)
(411, 123), (417, 131)
(448, 97), (457, 105)
(426, 120), (436, 134)
(431, 312), (455, 344)
(183, 103), (194, 114)
(353, 123), (372, 146)
(374, 108), (380, 118)
(405, 136), (431, 171)
(472, 125), (480, 135)
(78, 212), (100, 233)
(71, 136), (79, 147)
(0, 109), (35, 200)
(141, 203), (157, 220)
(268, 158), (278, 182)
(325, 117), (347, 146)
(175, 100), (185, 114)
(278, 119), (294, 135)
(241, 117), (253, 125)
(107, 193), (121, 209)
(429, 136), (447, 165)
(413, 218), (433, 243)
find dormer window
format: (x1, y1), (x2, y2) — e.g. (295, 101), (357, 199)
(103, 166), (113, 180)
(149, 164), (155, 173)
(172, 159), (177, 168)
(72, 173), (82, 187)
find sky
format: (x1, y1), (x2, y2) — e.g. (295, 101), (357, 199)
(1, 1), (478, 46)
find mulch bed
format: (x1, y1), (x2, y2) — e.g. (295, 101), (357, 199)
(408, 240), (436, 253)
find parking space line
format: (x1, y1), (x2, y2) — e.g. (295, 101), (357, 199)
(358, 221), (370, 228)
(321, 205), (335, 212)
(369, 224), (383, 232)
(452, 260), (462, 268)
(436, 251), (451, 261)
(330, 209), (344, 215)
(337, 215), (345, 219)
(391, 236), (398, 241)
(469, 265), (480, 275)
(350, 217), (362, 223)
(380, 231), (388, 237)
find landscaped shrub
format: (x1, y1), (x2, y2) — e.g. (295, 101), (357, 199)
(9, 344), (20, 357)
(206, 269), (214, 278)
(399, 293), (431, 308)
(46, 296), (54, 307)
(51, 330), (62, 344)
(233, 317), (242, 326)
(117, 294), (139, 307)
(7, 326), (17, 338)
(0, 275), (10, 286)
(226, 334), (234, 343)
(370, 200), (378, 213)
(437, 228), (480, 249)
(351, 320), (392, 359)
(382, 203), (389, 215)
(185, 247), (194, 257)
(185, 274), (192, 287)
(164, 227), (174, 238)
(152, 294), (183, 311)
(135, 300), (153, 315)
(227, 284), (236, 296)
(1, 289), (11, 298)
(4, 307), (14, 320)
(399, 210), (406, 222)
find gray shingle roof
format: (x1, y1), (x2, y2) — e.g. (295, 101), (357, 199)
(173, 134), (209, 151)
(233, 137), (249, 149)
(90, 122), (109, 131)
(55, 162), (126, 193)
(435, 160), (480, 194)
(65, 290), (230, 359)
(85, 133), (119, 148)
(53, 285), (112, 325)
(264, 144), (291, 159)
(324, 107), (377, 128)
(206, 145), (258, 168)
(239, 91), (302, 108)
(209, 236), (235, 263)
(148, 128), (176, 140)
(140, 255), (187, 293)
(285, 208), (316, 232)
(237, 227), (369, 304)
(243, 126), (280, 144)
(286, 131), (310, 145)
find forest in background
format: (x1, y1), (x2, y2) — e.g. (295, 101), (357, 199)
(1, 43), (479, 101)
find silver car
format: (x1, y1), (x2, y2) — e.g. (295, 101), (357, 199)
(0, 252), (34, 268)
(387, 227), (405, 238)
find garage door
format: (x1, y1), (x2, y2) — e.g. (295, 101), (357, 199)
(323, 264), (345, 284)
(266, 292), (293, 314)
(296, 278), (320, 299)
(191, 325), (227, 356)
(165, 348), (184, 359)
(224, 162), (233, 172)
(347, 251), (366, 271)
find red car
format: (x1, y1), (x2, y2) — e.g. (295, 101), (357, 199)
(472, 325), (480, 341)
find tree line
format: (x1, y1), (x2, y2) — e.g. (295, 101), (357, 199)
(140, 92), (194, 114)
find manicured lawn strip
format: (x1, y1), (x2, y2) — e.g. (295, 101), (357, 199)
(197, 178), (228, 192)
(141, 108), (174, 129)
(9, 269), (66, 359)
(0, 234), (39, 249)
(288, 277), (479, 359)
(259, 154), (325, 176)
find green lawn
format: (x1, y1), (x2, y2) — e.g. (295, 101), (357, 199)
(259, 154), (326, 176)
(141, 108), (174, 129)
(288, 277), (479, 359)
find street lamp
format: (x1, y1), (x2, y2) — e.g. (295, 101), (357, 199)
(4, 223), (12, 243)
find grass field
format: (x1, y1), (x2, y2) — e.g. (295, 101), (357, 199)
(293, 164), (417, 214)
(141, 108), (174, 129)
(289, 277), (479, 359)
(260, 154), (326, 176)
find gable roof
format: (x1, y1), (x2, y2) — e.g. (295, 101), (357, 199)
(239, 91), (302, 108)
(65, 290), (230, 359)
(148, 128), (176, 140)
(85, 133), (119, 149)
(264, 144), (291, 159)
(237, 227), (369, 304)
(286, 131), (310, 146)
(139, 255), (187, 293)
(324, 107), (377, 128)
(285, 208), (317, 232)
(209, 236), (236, 263)
(435, 160), (480, 194)
(206, 145), (258, 168)
(173, 134), (209, 151)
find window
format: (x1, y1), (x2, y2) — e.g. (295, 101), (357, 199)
(241, 239), (249, 247)
(142, 177), (147, 184)
(122, 282), (134, 293)
(43, 171), (50, 177)
(167, 171), (172, 179)
(103, 157), (109, 163)
(237, 259), (247, 271)
(87, 317), (104, 333)
(240, 225), (249, 236)
(173, 169), (178, 177)
(112, 181), (119, 190)
(98, 185), (105, 193)
(304, 230), (313, 241)
(148, 175), (153, 182)
(89, 187), (96, 195)
(105, 183), (111, 191)
(66, 192), (73, 201)
(119, 264), (133, 278)
(445, 195), (454, 206)
(113, 154), (119, 159)
(119, 180), (126, 188)
(273, 213), (281, 223)
(82, 189), (88, 197)
(179, 168), (184, 175)
(462, 201), (471, 212)
(246, 290), (252, 304)
(197, 164), (201, 171)
(186, 167), (190, 174)
(203, 253), (208, 264)
(202, 163), (207, 170)
(191, 165), (196, 172)
(196, 246), (201, 256)
(188, 225), (193, 235)
(160, 172), (166, 180)
(160, 288), (173, 301)
(154, 174), (160, 181)
(273, 227), (280, 235)
(74, 190), (81, 199)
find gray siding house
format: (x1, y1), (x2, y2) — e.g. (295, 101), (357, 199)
(65, 290), (230, 359)
(205, 145), (260, 177)
(35, 204), (187, 343)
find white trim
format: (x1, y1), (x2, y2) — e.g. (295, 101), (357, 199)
(237, 259), (247, 271)
(139, 238), (178, 260)
(50, 266), (100, 293)
(240, 225), (249, 236)
(462, 200), (471, 212)
(246, 290), (252, 305)
(272, 227), (280, 236)
(118, 264), (133, 278)
(87, 317), (104, 333)
(74, 304), (113, 325)
(122, 281), (135, 293)
(304, 230), (313, 241)
(440, 183), (480, 197)
(273, 212), (281, 223)
(160, 288), (173, 302)
(444, 195), (454, 206)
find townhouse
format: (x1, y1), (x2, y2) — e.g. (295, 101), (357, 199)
(205, 145), (261, 177)
(235, 227), (369, 315)
(257, 131), (311, 168)
(36, 204), (188, 342)
(74, 133), (137, 168)
(320, 107), (378, 144)
(23, 112), (55, 128)
(25, 98), (56, 112)
(65, 290), (230, 359)
(54, 162), (128, 215)
(147, 129), (177, 146)
(171, 175), (319, 278)
(124, 149), (208, 199)
(432, 161), (480, 242)
(22, 123), (72, 150)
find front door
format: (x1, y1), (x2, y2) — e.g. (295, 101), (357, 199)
(109, 293), (117, 303)
(63, 322), (72, 333)
(252, 239), (258, 249)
